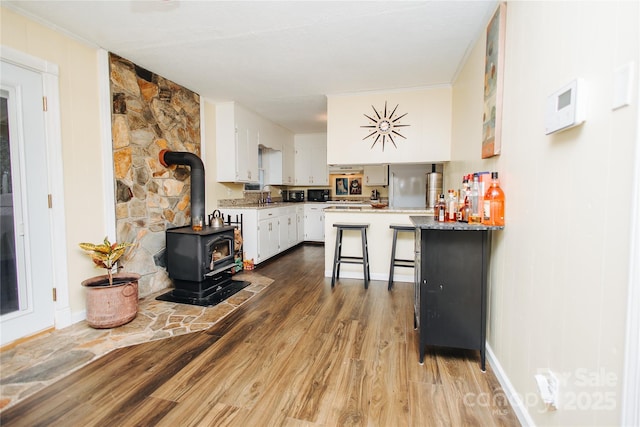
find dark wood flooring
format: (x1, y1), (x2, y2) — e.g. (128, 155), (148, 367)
(0, 244), (519, 426)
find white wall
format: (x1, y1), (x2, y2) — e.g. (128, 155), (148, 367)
(449, 2), (639, 425)
(1, 7), (107, 316)
(327, 87), (452, 165)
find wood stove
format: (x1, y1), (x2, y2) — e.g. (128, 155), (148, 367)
(157, 225), (249, 306)
(155, 150), (249, 306)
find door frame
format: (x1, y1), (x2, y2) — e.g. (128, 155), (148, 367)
(1, 45), (71, 329)
(621, 57), (640, 426)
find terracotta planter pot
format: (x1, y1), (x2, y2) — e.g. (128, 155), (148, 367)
(81, 273), (140, 329)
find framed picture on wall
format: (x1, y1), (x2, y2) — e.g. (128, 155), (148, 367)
(335, 178), (348, 195)
(349, 178), (362, 195)
(482, 2), (506, 158)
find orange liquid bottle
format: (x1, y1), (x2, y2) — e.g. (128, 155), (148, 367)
(482, 172), (505, 226)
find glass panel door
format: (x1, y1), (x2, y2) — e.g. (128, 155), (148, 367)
(0, 90), (25, 316)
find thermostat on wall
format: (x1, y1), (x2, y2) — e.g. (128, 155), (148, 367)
(545, 78), (586, 135)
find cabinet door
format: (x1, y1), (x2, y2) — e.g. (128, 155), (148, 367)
(364, 165), (388, 186)
(278, 215), (289, 251)
(309, 142), (328, 185)
(287, 212), (297, 247)
(216, 102), (259, 183)
(296, 207), (304, 244)
(304, 206), (325, 241)
(235, 126), (249, 181)
(282, 140), (295, 185)
(294, 146), (310, 185)
(294, 135), (327, 186)
(422, 230), (483, 350)
(258, 218), (278, 262)
(263, 148), (283, 186)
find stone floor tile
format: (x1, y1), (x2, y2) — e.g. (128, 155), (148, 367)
(0, 271), (274, 411)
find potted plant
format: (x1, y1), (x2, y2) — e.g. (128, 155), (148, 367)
(78, 237), (140, 328)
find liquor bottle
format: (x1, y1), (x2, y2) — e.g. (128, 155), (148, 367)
(458, 197), (470, 222)
(457, 175), (470, 222)
(435, 194), (446, 222)
(446, 189), (457, 222)
(483, 172), (505, 226)
(458, 175), (469, 207)
(469, 174), (482, 224)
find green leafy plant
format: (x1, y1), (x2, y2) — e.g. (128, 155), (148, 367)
(79, 237), (134, 286)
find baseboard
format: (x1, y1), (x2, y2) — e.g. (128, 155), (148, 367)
(54, 307), (73, 329)
(486, 343), (536, 427)
(71, 309), (87, 325)
(323, 270), (413, 283)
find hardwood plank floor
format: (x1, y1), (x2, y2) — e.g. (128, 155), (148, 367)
(0, 244), (519, 426)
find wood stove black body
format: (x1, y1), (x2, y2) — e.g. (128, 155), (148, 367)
(157, 224), (249, 306)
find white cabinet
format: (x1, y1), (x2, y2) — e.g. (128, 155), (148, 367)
(296, 205), (304, 244)
(222, 205), (303, 265)
(294, 134), (328, 186)
(304, 203), (328, 242)
(258, 209), (279, 262)
(281, 139), (295, 185)
(279, 207), (297, 249)
(263, 147), (282, 186)
(364, 164), (389, 186)
(263, 125), (294, 186)
(216, 102), (259, 183)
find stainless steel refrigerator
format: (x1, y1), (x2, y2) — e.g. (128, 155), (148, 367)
(388, 164), (430, 208)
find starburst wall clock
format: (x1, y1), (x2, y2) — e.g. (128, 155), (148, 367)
(361, 101), (410, 151)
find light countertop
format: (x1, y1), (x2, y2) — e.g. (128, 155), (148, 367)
(325, 206), (434, 214)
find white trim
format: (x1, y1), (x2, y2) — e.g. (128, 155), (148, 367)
(0, 45), (58, 75)
(98, 49), (116, 240)
(621, 54), (640, 426)
(0, 45), (72, 329)
(486, 343), (536, 427)
(43, 68), (71, 328)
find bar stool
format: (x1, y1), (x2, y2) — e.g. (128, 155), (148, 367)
(388, 224), (415, 290)
(331, 223), (370, 289)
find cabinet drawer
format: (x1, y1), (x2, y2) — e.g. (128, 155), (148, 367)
(258, 208), (280, 221)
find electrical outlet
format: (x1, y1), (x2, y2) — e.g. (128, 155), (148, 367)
(535, 370), (559, 410)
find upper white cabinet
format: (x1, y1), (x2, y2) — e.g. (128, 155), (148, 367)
(281, 138), (295, 185)
(263, 127), (295, 186)
(364, 164), (388, 186)
(216, 102), (259, 183)
(294, 133), (329, 186)
(326, 87), (452, 165)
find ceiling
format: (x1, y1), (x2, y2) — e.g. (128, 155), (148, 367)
(4, 1), (497, 134)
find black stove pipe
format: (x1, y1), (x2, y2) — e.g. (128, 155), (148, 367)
(159, 150), (205, 228)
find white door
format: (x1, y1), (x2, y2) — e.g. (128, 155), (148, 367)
(1, 60), (55, 346)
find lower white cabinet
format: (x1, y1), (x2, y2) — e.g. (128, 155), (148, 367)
(258, 213), (279, 262)
(304, 203), (329, 242)
(222, 205), (304, 265)
(296, 205), (304, 244)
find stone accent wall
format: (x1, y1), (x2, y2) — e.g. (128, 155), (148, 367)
(109, 53), (200, 297)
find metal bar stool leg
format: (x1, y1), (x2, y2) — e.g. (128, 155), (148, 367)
(388, 228), (399, 290)
(361, 227), (369, 289)
(331, 228), (342, 287)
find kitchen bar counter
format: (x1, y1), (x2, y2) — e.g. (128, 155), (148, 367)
(324, 208), (434, 283)
(410, 215), (504, 230)
(325, 206), (434, 214)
